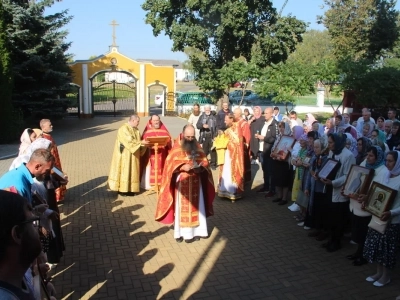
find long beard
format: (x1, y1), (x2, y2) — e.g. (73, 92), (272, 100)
(181, 139), (197, 153)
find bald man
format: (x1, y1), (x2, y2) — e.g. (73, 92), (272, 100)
(254, 107), (278, 196)
(233, 108), (251, 183)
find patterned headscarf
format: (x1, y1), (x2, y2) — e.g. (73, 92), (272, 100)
(253, 106), (262, 119)
(328, 133), (347, 155)
(385, 151), (400, 183)
(345, 133), (358, 157)
(365, 145), (385, 169)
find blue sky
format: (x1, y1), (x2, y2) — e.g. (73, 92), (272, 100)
(45, 0), (400, 62)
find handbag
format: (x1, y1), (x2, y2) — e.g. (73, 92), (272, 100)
(368, 215), (389, 234)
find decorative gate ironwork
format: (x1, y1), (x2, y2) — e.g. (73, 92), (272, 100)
(65, 84), (81, 117)
(91, 72), (136, 116)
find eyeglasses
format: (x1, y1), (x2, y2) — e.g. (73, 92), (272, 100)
(19, 216), (40, 228)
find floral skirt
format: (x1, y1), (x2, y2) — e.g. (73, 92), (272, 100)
(363, 223), (400, 269)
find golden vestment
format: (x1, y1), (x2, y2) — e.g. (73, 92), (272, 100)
(108, 123), (146, 193)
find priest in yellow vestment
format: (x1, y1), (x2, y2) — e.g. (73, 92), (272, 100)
(108, 115), (149, 196)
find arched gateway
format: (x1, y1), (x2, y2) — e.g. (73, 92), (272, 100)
(69, 46), (175, 117)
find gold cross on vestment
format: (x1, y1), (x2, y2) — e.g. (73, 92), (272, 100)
(110, 20), (119, 46)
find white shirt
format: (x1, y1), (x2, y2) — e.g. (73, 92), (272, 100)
(259, 118), (273, 152)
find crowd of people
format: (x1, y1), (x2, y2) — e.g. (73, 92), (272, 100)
(0, 119), (67, 299)
(3, 106), (399, 298)
(186, 103), (400, 289)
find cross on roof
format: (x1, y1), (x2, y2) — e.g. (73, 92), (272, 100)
(110, 20), (119, 46)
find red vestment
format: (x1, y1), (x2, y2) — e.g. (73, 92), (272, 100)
(42, 133), (66, 202)
(140, 120), (172, 187)
(155, 136), (215, 226)
(237, 119), (252, 183)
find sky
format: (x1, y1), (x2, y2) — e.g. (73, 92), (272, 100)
(45, 0), (400, 62)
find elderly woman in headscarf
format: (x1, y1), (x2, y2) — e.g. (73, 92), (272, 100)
(304, 136), (330, 239)
(370, 129), (389, 153)
(363, 150), (400, 288)
(345, 132), (358, 157)
(319, 133), (356, 252)
(270, 122), (292, 205)
(249, 106), (264, 163)
(356, 137), (373, 165)
(290, 132), (310, 220)
(347, 146), (387, 267)
(304, 113), (317, 131)
(18, 128), (37, 156)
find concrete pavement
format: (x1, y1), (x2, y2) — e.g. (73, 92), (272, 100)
(0, 116), (399, 299)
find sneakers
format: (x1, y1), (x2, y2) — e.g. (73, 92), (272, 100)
(288, 203), (300, 212)
(297, 222), (304, 226)
(303, 226), (311, 230)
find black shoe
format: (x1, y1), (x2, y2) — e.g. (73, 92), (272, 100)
(327, 243), (341, 252)
(185, 239), (195, 243)
(194, 237), (200, 241)
(257, 188), (268, 193)
(272, 198), (282, 203)
(211, 165), (217, 170)
(278, 200), (288, 205)
(321, 241), (331, 248)
(346, 254), (359, 260)
(118, 192), (128, 196)
(176, 237), (183, 243)
(353, 257), (367, 266)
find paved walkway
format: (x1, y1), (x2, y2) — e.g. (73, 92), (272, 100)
(0, 116), (399, 300)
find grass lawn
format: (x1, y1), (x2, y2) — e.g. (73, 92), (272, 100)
(294, 95), (342, 106)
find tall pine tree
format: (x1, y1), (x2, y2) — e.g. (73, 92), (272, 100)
(0, 1), (21, 143)
(3, 0), (73, 103)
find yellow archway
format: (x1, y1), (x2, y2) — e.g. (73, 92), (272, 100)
(69, 47), (175, 117)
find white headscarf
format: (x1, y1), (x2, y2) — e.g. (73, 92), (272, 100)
(18, 129), (33, 156)
(9, 138), (52, 170)
(385, 150), (400, 183)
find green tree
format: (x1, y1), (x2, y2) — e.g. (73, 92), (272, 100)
(0, 1), (21, 143)
(3, 0), (73, 103)
(254, 61), (316, 113)
(319, 0), (399, 61)
(287, 30), (334, 65)
(142, 0), (306, 97)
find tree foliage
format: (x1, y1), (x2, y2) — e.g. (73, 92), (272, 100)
(319, 0), (399, 61)
(0, 1), (22, 143)
(3, 0), (73, 103)
(142, 0), (306, 95)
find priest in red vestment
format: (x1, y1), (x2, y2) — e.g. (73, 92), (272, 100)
(40, 119), (67, 202)
(233, 108), (252, 183)
(217, 113), (245, 201)
(140, 115), (172, 191)
(155, 125), (215, 243)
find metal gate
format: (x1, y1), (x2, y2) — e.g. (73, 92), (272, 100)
(91, 72), (136, 116)
(66, 84), (81, 117)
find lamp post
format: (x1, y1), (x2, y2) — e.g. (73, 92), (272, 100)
(110, 58), (118, 116)
(172, 64), (179, 116)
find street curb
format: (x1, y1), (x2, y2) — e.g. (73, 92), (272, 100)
(0, 152), (18, 161)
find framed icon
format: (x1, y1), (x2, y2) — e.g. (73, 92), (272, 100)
(343, 165), (375, 197)
(317, 158), (340, 180)
(364, 181), (397, 218)
(273, 136), (295, 161)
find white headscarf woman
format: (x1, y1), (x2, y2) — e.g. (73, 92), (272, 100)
(10, 138), (52, 170)
(18, 128), (37, 156)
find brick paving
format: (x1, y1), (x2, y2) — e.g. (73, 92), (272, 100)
(0, 116), (399, 300)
